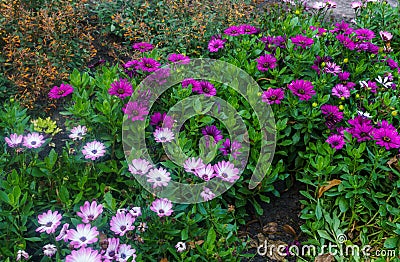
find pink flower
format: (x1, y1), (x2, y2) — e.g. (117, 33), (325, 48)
(102, 237), (119, 261)
(110, 212), (135, 236)
(36, 210), (62, 234)
(65, 247), (102, 262)
(16, 250), (29, 261)
(77, 201), (103, 223)
(132, 42), (154, 52)
(116, 244), (136, 262)
(43, 244), (57, 257)
(261, 88), (285, 104)
(128, 159), (152, 176)
(183, 157), (205, 174)
(5, 133), (23, 148)
(214, 161), (240, 183)
(108, 78), (133, 99)
(146, 167), (171, 188)
(150, 198), (173, 217)
(69, 125), (87, 140)
(153, 128), (175, 143)
(48, 83), (74, 99)
(332, 84), (350, 98)
(55, 223), (69, 242)
(82, 141), (106, 160)
(23, 132), (45, 148)
(194, 164), (216, 181)
(287, 79), (316, 101)
(201, 187), (216, 201)
(67, 224), (99, 248)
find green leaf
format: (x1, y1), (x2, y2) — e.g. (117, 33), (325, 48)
(383, 237), (398, 248)
(0, 190), (9, 203)
(58, 185), (70, 204)
(317, 230), (335, 242)
(25, 237), (42, 242)
(206, 227), (217, 248)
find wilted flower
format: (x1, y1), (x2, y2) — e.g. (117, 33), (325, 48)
(36, 210), (62, 234)
(137, 222), (148, 232)
(55, 223), (70, 242)
(16, 250), (29, 261)
(82, 141), (106, 160)
(201, 187), (216, 201)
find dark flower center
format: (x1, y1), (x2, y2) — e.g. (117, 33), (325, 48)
(46, 222), (53, 227)
(132, 110), (139, 116)
(333, 141), (339, 146)
(202, 175), (209, 180)
(156, 177), (162, 181)
(202, 86), (209, 93)
(109, 251), (115, 257)
(92, 150), (98, 154)
(80, 236), (87, 242)
(137, 169), (142, 174)
(222, 173), (228, 178)
(383, 136), (391, 142)
(360, 132), (367, 137)
(87, 214), (94, 220)
(160, 137), (166, 141)
(117, 88), (125, 94)
(145, 63), (152, 68)
(270, 95), (277, 100)
(121, 253), (126, 259)
(298, 89), (305, 94)
(159, 209), (164, 214)
(120, 225), (126, 231)
(263, 63), (270, 68)
(58, 90), (65, 95)
(31, 141), (37, 145)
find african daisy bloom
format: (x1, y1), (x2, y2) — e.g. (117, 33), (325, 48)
(202, 125), (223, 145)
(380, 31), (393, 42)
(137, 222), (148, 232)
(123, 60), (139, 78)
(373, 127), (400, 150)
(168, 53), (190, 64)
(184, 157), (205, 174)
(359, 80), (378, 93)
(23, 132), (45, 149)
(122, 101), (149, 122)
(110, 212), (135, 236)
(108, 78), (133, 99)
(354, 28), (375, 41)
(129, 207), (142, 218)
(117, 244), (136, 262)
(312, 1), (326, 9)
(150, 112), (174, 129)
(138, 57), (161, 72)
(378, 120), (396, 131)
(36, 210), (62, 234)
(332, 84), (350, 99)
(146, 167), (171, 188)
(375, 75), (393, 89)
(351, 1), (363, 9)
(67, 223), (99, 248)
(261, 88), (285, 104)
(132, 42), (154, 52)
(128, 158), (152, 176)
(336, 34), (356, 50)
(69, 125), (87, 140)
(103, 237), (119, 261)
(219, 139), (242, 159)
(55, 223), (69, 242)
(224, 25), (242, 36)
(240, 24), (259, 34)
(338, 71), (350, 81)
(321, 104), (344, 129)
(182, 78), (201, 89)
(175, 242), (187, 253)
(256, 54), (277, 72)
(323, 62), (342, 75)
(194, 164), (216, 181)
(5, 133), (23, 148)
(347, 122), (375, 142)
(65, 247), (102, 262)
(192, 81), (217, 96)
(153, 127), (175, 143)
(43, 244), (57, 257)
(288, 79), (316, 101)
(16, 250), (29, 261)
(201, 187), (216, 201)
(290, 35), (314, 48)
(82, 141), (106, 160)
(208, 38), (225, 52)
(48, 83), (74, 99)
(150, 198), (174, 217)
(326, 134), (345, 150)
(77, 200), (103, 223)
(214, 161), (240, 183)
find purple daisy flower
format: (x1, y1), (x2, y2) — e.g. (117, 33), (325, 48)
(201, 125), (223, 145)
(36, 210), (62, 234)
(122, 101), (149, 122)
(67, 224), (99, 249)
(69, 125), (87, 141)
(366, 42), (379, 54)
(184, 157), (205, 174)
(132, 42), (154, 52)
(116, 244), (136, 262)
(224, 25), (242, 36)
(128, 158), (152, 176)
(200, 187), (216, 201)
(150, 198), (173, 217)
(373, 127), (400, 150)
(288, 79), (316, 101)
(311, 55), (332, 74)
(138, 57), (161, 72)
(290, 35), (314, 48)
(354, 28), (375, 41)
(208, 38), (226, 52)
(239, 24), (259, 34)
(123, 60), (139, 78)
(338, 71), (350, 81)
(326, 134), (345, 149)
(359, 80), (378, 93)
(194, 164), (216, 181)
(48, 83), (74, 99)
(129, 207), (142, 218)
(214, 161), (240, 183)
(256, 54), (277, 72)
(23, 132), (45, 149)
(386, 58), (399, 70)
(330, 20), (353, 35)
(150, 112), (174, 129)
(336, 34), (356, 50)
(55, 223), (69, 242)
(16, 250), (29, 261)
(347, 121), (375, 142)
(261, 88), (285, 104)
(332, 84), (350, 99)
(65, 247), (102, 262)
(168, 53), (190, 64)
(219, 139), (242, 159)
(147, 167), (171, 188)
(77, 201), (103, 223)
(378, 120), (397, 131)
(192, 81), (217, 97)
(182, 78), (201, 89)
(108, 78), (133, 99)
(82, 141), (106, 160)
(153, 127), (175, 143)
(103, 237), (119, 261)
(109, 212), (135, 236)
(5, 133), (23, 148)
(323, 62), (342, 75)
(321, 104), (343, 129)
